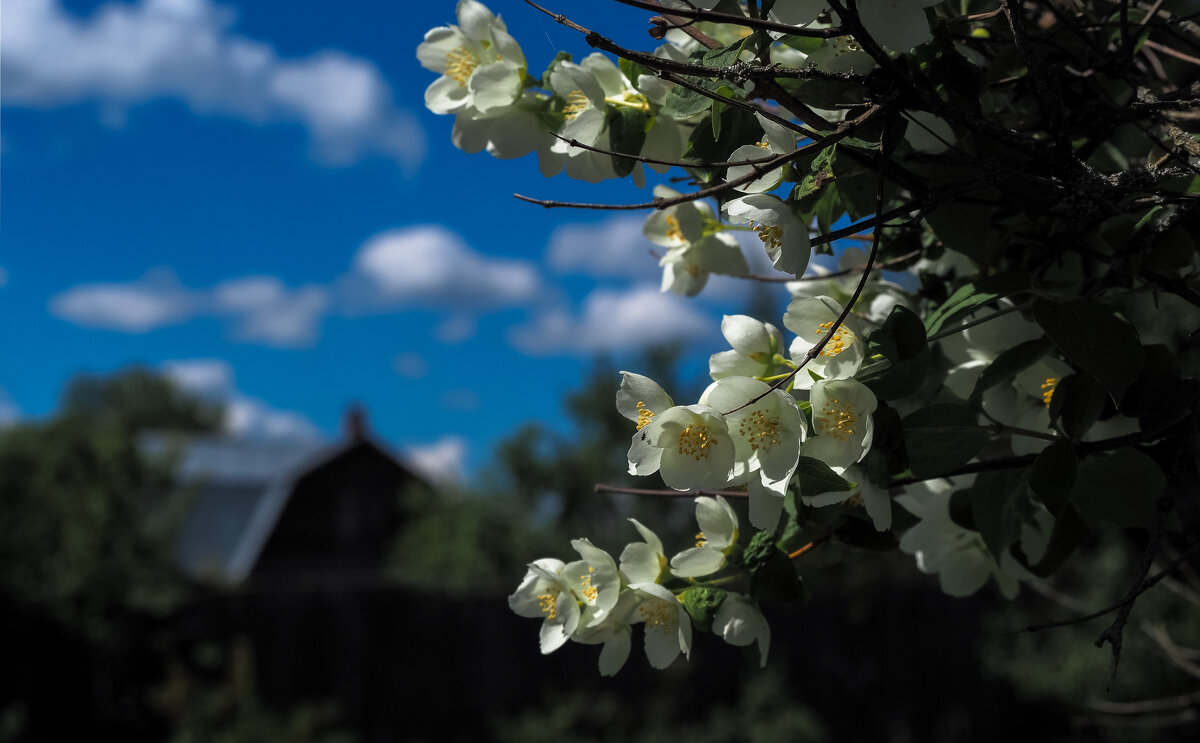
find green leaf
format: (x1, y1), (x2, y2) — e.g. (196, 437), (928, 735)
(1032, 298), (1144, 403)
(924, 276), (1026, 336)
(700, 36), (749, 68)
(662, 82), (714, 120)
(605, 106), (648, 178)
(743, 531), (802, 604)
(863, 305), (931, 400)
(794, 456), (853, 495)
(1070, 448), (1163, 529)
(1136, 373), (1198, 437)
(1028, 439), (1077, 516)
(969, 338), (1051, 403)
(967, 469), (1027, 559)
(902, 404), (989, 479)
(618, 56), (650, 86)
(1012, 505), (1089, 578)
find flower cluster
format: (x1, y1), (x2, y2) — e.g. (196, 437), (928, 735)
(509, 498), (769, 675)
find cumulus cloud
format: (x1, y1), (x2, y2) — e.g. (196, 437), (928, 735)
(403, 435), (468, 486)
(546, 215), (661, 281)
(347, 225), (542, 309)
(213, 276), (329, 346)
(50, 268), (200, 332)
(509, 284), (714, 355)
(391, 352), (428, 379)
(161, 358), (320, 441)
(51, 269), (326, 347)
(1, 0), (424, 168)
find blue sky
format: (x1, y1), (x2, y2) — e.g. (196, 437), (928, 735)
(1, 0), (812, 482)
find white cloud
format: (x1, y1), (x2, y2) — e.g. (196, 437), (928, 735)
(51, 269), (327, 347)
(1, 0), (424, 168)
(0, 267), (8, 288)
(160, 357), (234, 397)
(403, 435), (468, 486)
(50, 268), (199, 332)
(161, 358), (320, 442)
(439, 388), (481, 412)
(546, 215), (661, 280)
(349, 225), (542, 309)
(213, 276), (328, 346)
(509, 284), (714, 355)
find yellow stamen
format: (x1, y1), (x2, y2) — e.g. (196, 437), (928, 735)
(738, 408), (782, 452)
(635, 401), (655, 431)
(563, 89), (590, 120)
(751, 221), (784, 251)
(537, 590), (559, 620)
(678, 423), (718, 461)
(579, 566), (598, 603)
(446, 47), (478, 87)
(665, 214), (684, 243)
(816, 397), (857, 442)
(1041, 377), (1059, 407)
(815, 321), (856, 357)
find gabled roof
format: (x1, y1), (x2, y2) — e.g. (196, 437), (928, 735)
(145, 430), (422, 585)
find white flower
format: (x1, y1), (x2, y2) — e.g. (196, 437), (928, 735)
(895, 478), (1019, 598)
(786, 247), (909, 321)
(508, 558), (581, 654)
(856, 0), (944, 53)
(804, 36), (877, 75)
(802, 464), (891, 530)
(660, 233), (750, 296)
(450, 91), (552, 160)
(724, 194), (812, 276)
(803, 378), (878, 471)
(639, 405), (736, 491)
(616, 371), (675, 476)
(726, 113), (798, 194)
(417, 0), (527, 117)
(647, 187), (748, 296)
(709, 315), (788, 382)
(904, 110), (956, 154)
(785, 295), (866, 387)
(713, 593), (771, 668)
(671, 496), (739, 578)
(572, 593), (637, 676)
(700, 376), (806, 500)
(619, 518), (668, 585)
(628, 582), (692, 669)
(564, 539), (623, 627)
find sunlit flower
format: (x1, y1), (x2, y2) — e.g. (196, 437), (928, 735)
(856, 0), (944, 53)
(726, 114), (798, 194)
(709, 315), (788, 382)
(616, 371), (674, 476)
(417, 0), (527, 117)
(712, 593), (771, 668)
(639, 405), (736, 491)
(803, 378), (877, 471)
(619, 518), (668, 585)
(659, 233), (750, 296)
(724, 194), (811, 276)
(671, 496), (739, 578)
(785, 295), (866, 387)
(508, 558), (581, 654)
(628, 582), (692, 669)
(565, 539), (623, 627)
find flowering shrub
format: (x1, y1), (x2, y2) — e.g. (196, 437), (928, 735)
(422, 0), (1200, 677)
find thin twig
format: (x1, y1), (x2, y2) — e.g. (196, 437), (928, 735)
(610, 0), (844, 37)
(593, 483), (748, 498)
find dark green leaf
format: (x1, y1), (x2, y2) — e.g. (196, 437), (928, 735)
(948, 488), (976, 530)
(1070, 448), (1163, 529)
(1136, 373), (1198, 437)
(662, 82), (714, 119)
(540, 50), (572, 90)
(1012, 505), (1089, 578)
(605, 106), (648, 178)
(902, 403), (990, 479)
(1028, 439), (1077, 516)
(970, 338), (1051, 403)
(924, 275), (1027, 336)
(743, 531), (801, 604)
(700, 37), (749, 68)
(1047, 373), (1106, 440)
(833, 517), (899, 551)
(794, 456), (853, 495)
(1032, 298), (1144, 403)
(968, 469), (1027, 559)
(864, 305), (931, 400)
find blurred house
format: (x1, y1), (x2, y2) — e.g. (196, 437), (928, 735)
(146, 407), (428, 586)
